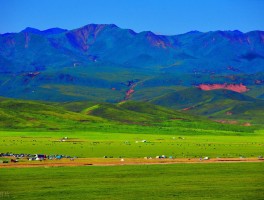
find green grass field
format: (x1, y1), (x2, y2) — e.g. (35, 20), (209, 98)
(1, 162), (263, 200)
(0, 97), (263, 200)
(0, 130), (263, 158)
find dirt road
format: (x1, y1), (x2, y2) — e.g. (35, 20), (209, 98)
(0, 157), (263, 168)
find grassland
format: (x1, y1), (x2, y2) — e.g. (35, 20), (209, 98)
(0, 97), (263, 199)
(0, 130), (263, 158)
(1, 162), (263, 200)
(0, 97), (263, 158)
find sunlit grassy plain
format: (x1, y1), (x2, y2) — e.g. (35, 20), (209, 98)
(1, 163), (263, 200)
(0, 99), (263, 199)
(0, 130), (263, 158)
(1, 129), (264, 199)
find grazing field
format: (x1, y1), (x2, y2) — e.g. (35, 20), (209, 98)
(1, 162), (263, 200)
(0, 130), (263, 159)
(0, 98), (263, 199)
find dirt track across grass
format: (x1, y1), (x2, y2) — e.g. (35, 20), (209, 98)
(0, 157), (263, 168)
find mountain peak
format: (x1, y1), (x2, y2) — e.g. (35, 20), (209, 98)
(42, 28), (68, 35)
(20, 27), (67, 35)
(139, 31), (172, 48)
(185, 30), (202, 34)
(79, 23), (119, 31)
(66, 23), (120, 51)
(21, 27), (41, 34)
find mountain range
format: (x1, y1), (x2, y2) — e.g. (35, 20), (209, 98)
(0, 24), (263, 123)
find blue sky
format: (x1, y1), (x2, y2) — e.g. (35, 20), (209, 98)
(0, 0), (263, 35)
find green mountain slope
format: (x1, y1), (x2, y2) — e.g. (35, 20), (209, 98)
(0, 97), (257, 134)
(81, 101), (256, 132)
(150, 88), (264, 125)
(0, 97), (104, 129)
(83, 101), (194, 124)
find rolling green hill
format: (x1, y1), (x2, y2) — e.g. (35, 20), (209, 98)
(83, 101), (195, 124)
(0, 97), (258, 134)
(150, 88), (264, 125)
(0, 97), (104, 130)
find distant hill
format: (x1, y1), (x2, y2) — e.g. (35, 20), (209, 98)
(0, 97), (257, 133)
(0, 97), (104, 130)
(0, 24), (263, 103)
(150, 88), (264, 125)
(82, 101), (195, 124)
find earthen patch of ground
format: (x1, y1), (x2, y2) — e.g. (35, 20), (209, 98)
(0, 157), (263, 168)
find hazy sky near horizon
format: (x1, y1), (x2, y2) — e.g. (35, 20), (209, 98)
(0, 0), (263, 35)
